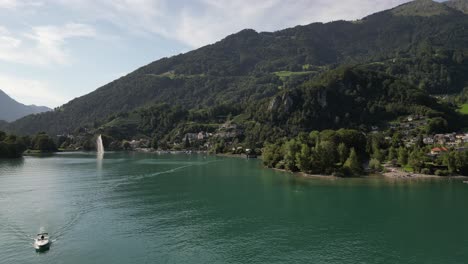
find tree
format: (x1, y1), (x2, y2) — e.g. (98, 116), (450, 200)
(416, 133), (424, 148)
(392, 132), (403, 148)
(151, 137), (158, 150)
(426, 117), (448, 134)
(337, 142), (349, 164)
(295, 144), (312, 173)
(184, 136), (191, 149)
(398, 147), (408, 166)
(443, 152), (458, 174)
(122, 140), (131, 150)
(318, 141), (337, 173)
(343, 148), (362, 176)
(388, 146), (397, 161)
(0, 132), (27, 158)
(455, 150), (468, 176)
(0, 131), (6, 142)
(408, 149), (424, 173)
(369, 158), (382, 172)
(283, 139), (300, 171)
(32, 133), (57, 152)
(262, 143), (283, 168)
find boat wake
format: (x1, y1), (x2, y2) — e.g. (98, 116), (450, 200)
(0, 157), (222, 247)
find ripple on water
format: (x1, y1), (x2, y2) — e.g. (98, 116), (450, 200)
(1, 153), (468, 264)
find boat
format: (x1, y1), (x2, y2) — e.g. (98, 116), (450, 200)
(463, 181), (468, 184)
(34, 233), (51, 251)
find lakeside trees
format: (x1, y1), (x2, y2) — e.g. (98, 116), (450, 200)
(262, 129), (366, 177)
(0, 131), (58, 159)
(0, 131), (27, 158)
(32, 133), (57, 152)
(263, 128), (468, 177)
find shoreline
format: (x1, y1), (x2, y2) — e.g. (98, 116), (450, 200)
(382, 166), (468, 180)
(272, 167), (339, 179)
(271, 166), (468, 180)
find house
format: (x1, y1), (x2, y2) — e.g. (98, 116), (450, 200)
(447, 142), (458, 147)
(128, 139), (150, 149)
(430, 147), (448, 155)
(434, 134), (446, 145)
(445, 133), (456, 143)
(197, 132), (207, 140)
(245, 148), (257, 159)
(457, 133), (468, 144)
(423, 137), (434, 145)
(184, 133), (198, 141)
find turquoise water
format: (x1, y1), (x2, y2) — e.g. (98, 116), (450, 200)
(0, 152), (467, 263)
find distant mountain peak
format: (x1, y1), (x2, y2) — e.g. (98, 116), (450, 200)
(444, 0), (468, 14)
(0, 89), (51, 122)
(392, 0), (453, 16)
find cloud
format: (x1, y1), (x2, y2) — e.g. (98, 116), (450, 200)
(0, 0), (42, 9)
(50, 0), (415, 49)
(0, 0), (419, 108)
(0, 23), (96, 66)
(0, 74), (64, 107)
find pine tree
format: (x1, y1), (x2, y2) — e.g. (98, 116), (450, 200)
(343, 148), (362, 176)
(337, 142), (349, 164)
(398, 147), (408, 166)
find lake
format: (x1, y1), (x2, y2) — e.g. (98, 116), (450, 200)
(0, 152), (467, 264)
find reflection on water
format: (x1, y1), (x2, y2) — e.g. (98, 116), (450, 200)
(0, 157), (24, 169)
(97, 152), (104, 175)
(0, 152), (467, 264)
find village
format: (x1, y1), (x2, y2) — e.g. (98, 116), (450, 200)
(387, 115), (468, 156)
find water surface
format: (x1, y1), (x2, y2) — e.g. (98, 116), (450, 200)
(0, 152), (467, 263)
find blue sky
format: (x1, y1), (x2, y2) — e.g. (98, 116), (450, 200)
(0, 0), (431, 108)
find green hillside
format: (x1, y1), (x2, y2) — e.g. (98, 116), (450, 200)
(4, 0), (468, 145)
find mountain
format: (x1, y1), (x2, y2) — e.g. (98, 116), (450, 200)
(0, 89), (51, 122)
(392, 0), (453, 16)
(445, 0), (468, 14)
(4, 0), (468, 141)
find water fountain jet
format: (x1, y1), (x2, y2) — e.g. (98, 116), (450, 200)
(96, 135), (104, 155)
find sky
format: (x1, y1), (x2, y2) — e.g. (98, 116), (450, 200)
(0, 0), (440, 108)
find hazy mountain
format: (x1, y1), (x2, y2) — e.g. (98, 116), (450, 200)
(4, 0), (467, 137)
(0, 89), (51, 122)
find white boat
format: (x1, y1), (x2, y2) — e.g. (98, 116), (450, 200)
(34, 233), (50, 251)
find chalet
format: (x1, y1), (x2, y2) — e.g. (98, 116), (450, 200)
(430, 147), (448, 155)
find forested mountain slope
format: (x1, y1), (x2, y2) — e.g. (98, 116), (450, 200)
(5, 0), (468, 137)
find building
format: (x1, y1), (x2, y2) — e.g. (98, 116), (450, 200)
(423, 137), (434, 145)
(430, 147), (448, 155)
